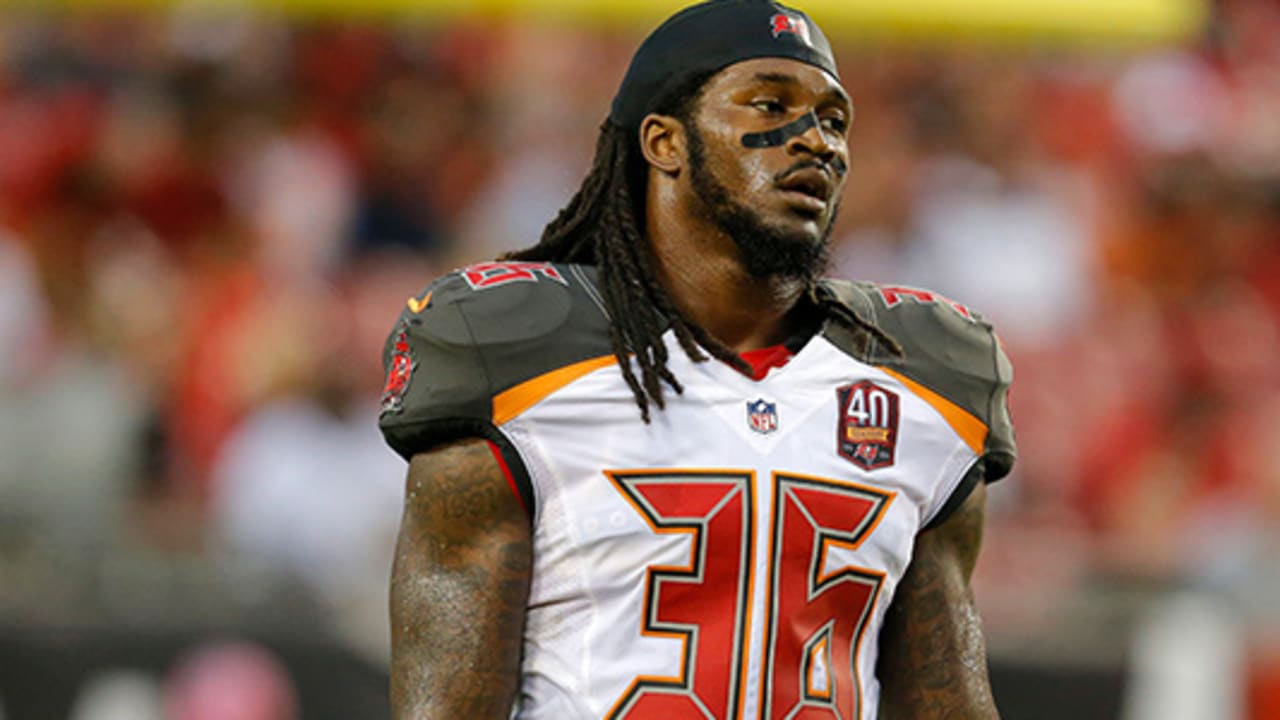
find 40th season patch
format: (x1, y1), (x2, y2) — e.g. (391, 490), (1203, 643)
(836, 381), (900, 470)
(380, 322), (415, 415)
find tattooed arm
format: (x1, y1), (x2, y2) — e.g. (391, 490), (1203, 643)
(877, 480), (999, 719)
(390, 438), (533, 719)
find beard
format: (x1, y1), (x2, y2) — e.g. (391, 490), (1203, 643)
(686, 123), (835, 282)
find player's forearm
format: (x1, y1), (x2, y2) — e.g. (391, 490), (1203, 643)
(390, 441), (533, 719)
(876, 584), (999, 719)
(876, 483), (1000, 719)
(390, 558), (530, 718)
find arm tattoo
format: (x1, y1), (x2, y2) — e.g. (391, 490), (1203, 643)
(877, 481), (1000, 720)
(390, 438), (533, 719)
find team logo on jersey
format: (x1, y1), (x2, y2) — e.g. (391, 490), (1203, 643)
(746, 399), (779, 435)
(380, 323), (414, 415)
(836, 381), (899, 470)
(770, 12), (812, 45)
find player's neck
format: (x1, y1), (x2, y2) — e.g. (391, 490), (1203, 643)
(647, 207), (810, 354)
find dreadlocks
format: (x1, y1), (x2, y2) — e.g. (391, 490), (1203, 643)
(504, 72), (902, 422)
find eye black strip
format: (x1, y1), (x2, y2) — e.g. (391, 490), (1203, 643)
(742, 111), (819, 149)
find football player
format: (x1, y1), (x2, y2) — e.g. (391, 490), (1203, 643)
(380, 1), (1015, 717)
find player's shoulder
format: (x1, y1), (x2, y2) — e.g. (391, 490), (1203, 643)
(378, 261), (613, 459)
(819, 278), (1016, 480)
(408, 261), (606, 344)
(820, 279), (1002, 373)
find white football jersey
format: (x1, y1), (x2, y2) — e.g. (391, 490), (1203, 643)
(380, 262), (1015, 720)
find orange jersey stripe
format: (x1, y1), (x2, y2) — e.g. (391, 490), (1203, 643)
(878, 367), (988, 455)
(492, 355), (618, 425)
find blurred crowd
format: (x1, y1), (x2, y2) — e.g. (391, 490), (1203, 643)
(1, 1), (1279, 717)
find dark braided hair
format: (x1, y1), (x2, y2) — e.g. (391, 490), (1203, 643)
(505, 72), (902, 422)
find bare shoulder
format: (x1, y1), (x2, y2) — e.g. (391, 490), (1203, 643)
(877, 482), (999, 720)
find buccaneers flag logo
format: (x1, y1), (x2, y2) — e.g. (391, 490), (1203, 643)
(770, 12), (812, 45)
(380, 323), (415, 415)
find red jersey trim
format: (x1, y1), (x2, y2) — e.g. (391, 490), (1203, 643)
(486, 440), (528, 515)
(738, 344), (795, 381)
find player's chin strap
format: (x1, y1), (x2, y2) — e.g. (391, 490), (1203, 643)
(741, 111), (849, 175)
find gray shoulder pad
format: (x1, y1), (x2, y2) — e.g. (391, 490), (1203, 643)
(378, 262), (612, 461)
(819, 280), (1016, 481)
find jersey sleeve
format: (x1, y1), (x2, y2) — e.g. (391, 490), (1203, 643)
(820, 281), (1016, 526)
(377, 262), (613, 462)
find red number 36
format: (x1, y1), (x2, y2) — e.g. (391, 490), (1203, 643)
(607, 470), (895, 720)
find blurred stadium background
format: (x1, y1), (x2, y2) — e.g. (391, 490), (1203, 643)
(1, 0), (1278, 717)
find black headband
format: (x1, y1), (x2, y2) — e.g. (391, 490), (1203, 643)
(609, 0), (840, 131)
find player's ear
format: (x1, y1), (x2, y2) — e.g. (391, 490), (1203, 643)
(639, 113), (684, 176)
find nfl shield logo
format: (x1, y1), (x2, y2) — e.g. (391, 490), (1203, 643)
(747, 399), (779, 435)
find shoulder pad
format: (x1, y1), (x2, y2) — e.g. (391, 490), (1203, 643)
(378, 262), (612, 460)
(819, 280), (1016, 481)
